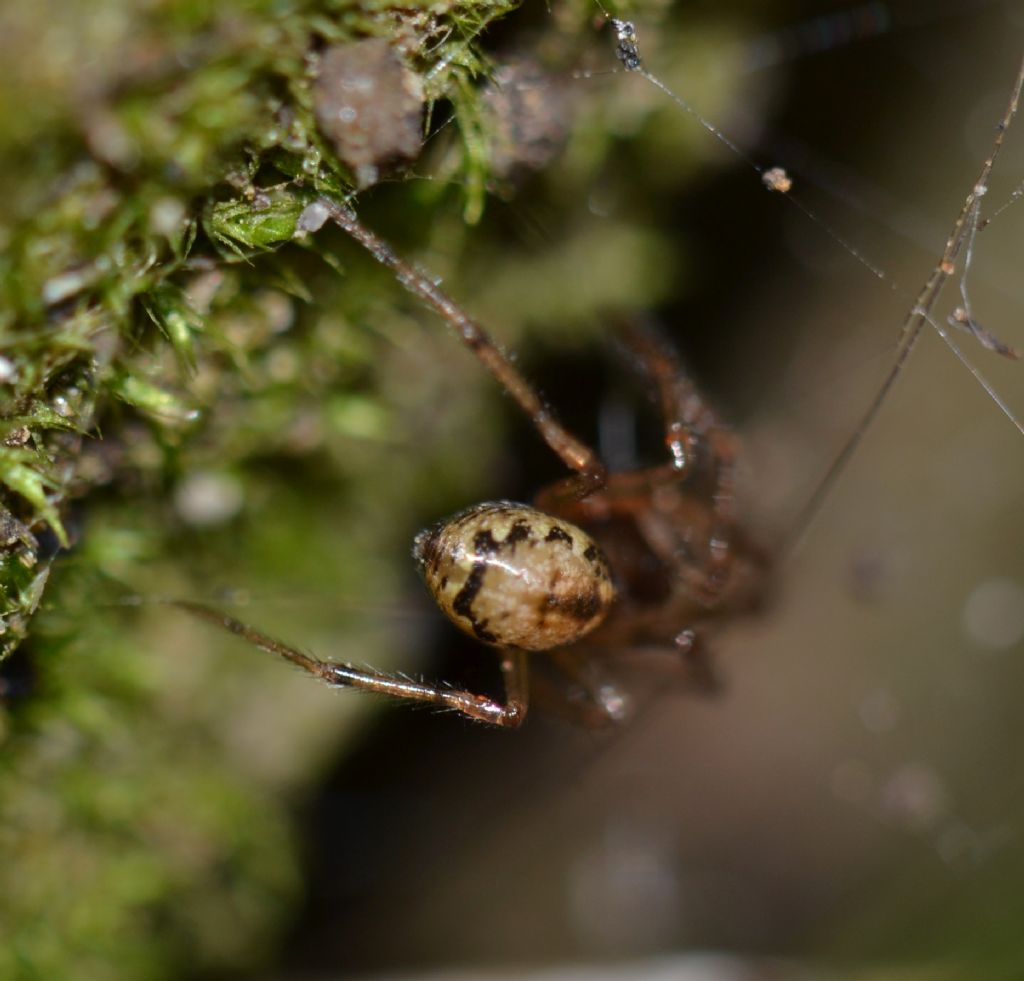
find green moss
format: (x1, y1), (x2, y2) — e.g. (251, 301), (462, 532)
(0, 0), (531, 657)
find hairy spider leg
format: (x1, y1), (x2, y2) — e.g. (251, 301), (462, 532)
(319, 198), (606, 501)
(174, 600), (529, 728)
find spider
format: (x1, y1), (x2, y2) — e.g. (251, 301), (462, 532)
(177, 198), (768, 729)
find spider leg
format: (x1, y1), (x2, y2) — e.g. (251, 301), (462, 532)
(529, 648), (631, 728)
(669, 627), (723, 695)
(319, 198), (606, 500)
(174, 601), (529, 728)
(616, 320), (742, 590)
(617, 319), (739, 510)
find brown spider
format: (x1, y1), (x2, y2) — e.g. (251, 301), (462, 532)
(179, 199), (767, 728)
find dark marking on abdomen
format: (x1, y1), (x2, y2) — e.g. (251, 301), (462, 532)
(452, 563), (497, 643)
(545, 526), (574, 548)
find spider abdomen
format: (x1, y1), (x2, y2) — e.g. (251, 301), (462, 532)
(413, 502), (616, 651)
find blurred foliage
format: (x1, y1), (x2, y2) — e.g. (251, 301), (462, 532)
(0, 0), (759, 975)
